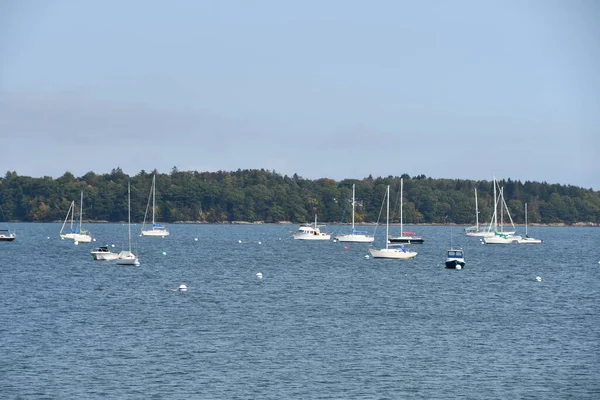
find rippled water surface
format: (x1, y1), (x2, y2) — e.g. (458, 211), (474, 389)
(1, 223), (599, 398)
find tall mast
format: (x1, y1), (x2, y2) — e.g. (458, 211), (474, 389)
(79, 191), (83, 233)
(474, 187), (479, 230)
(385, 185), (390, 250)
(351, 184), (355, 231)
(525, 203), (528, 236)
(152, 174), (156, 226)
(400, 178), (404, 235)
(493, 176), (497, 231)
(128, 182), (132, 252)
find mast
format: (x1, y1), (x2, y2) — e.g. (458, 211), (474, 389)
(70, 200), (74, 232)
(351, 184), (355, 232)
(474, 187), (479, 231)
(400, 178), (404, 235)
(152, 174), (156, 226)
(79, 191), (83, 233)
(493, 177), (497, 231)
(385, 185), (390, 250)
(500, 187), (504, 232)
(525, 203), (528, 236)
(128, 182), (132, 252)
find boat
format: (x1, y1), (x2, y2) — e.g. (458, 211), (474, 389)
(465, 187), (494, 237)
(388, 178), (424, 244)
(483, 179), (520, 244)
(59, 201), (77, 240)
(445, 248), (465, 269)
(59, 192), (92, 243)
(293, 214), (331, 240)
(115, 182), (140, 266)
(369, 185), (418, 259)
(90, 246), (119, 261)
(334, 184), (374, 243)
(0, 206), (16, 241)
(518, 203), (542, 244)
(141, 173), (169, 237)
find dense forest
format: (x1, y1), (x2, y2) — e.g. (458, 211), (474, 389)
(0, 168), (599, 225)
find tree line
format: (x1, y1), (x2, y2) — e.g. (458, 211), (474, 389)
(1, 168), (599, 225)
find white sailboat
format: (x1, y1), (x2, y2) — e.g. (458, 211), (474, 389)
(141, 174), (169, 237)
(115, 182), (140, 266)
(369, 185), (418, 259)
(293, 214), (331, 240)
(465, 187), (494, 237)
(59, 192), (92, 243)
(59, 201), (76, 240)
(334, 184), (374, 243)
(387, 178), (424, 244)
(518, 203), (542, 244)
(483, 181), (521, 244)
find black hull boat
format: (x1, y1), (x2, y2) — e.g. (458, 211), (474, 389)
(445, 249), (465, 269)
(388, 234), (424, 244)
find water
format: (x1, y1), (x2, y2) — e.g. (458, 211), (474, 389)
(1, 223), (599, 399)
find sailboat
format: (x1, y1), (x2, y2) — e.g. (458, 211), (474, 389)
(368, 185), (417, 259)
(0, 205), (16, 241)
(334, 184), (374, 243)
(59, 192), (92, 243)
(465, 187), (494, 237)
(141, 174), (169, 237)
(518, 203), (542, 244)
(115, 182), (140, 266)
(483, 181), (522, 244)
(293, 214), (331, 240)
(388, 178), (424, 244)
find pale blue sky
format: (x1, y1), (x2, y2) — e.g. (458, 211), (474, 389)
(1, 0), (598, 188)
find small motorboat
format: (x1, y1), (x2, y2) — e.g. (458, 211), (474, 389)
(445, 248), (465, 269)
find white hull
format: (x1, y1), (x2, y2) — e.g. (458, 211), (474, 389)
(518, 237), (542, 244)
(60, 233), (77, 240)
(293, 233), (331, 240)
(73, 234), (92, 243)
(141, 229), (170, 237)
(335, 233), (374, 243)
(114, 251), (139, 265)
(369, 247), (417, 259)
(466, 231), (495, 238)
(91, 251), (119, 261)
(483, 234), (522, 244)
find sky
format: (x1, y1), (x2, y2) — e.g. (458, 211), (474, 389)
(1, 0), (599, 189)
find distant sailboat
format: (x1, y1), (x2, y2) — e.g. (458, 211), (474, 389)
(141, 174), (169, 237)
(465, 187), (494, 237)
(59, 192), (92, 243)
(388, 178), (424, 244)
(518, 203), (542, 244)
(116, 182), (140, 266)
(335, 184), (374, 243)
(369, 185), (418, 259)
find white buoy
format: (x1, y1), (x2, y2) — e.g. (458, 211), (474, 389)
(238, 240), (242, 243)
(364, 255), (370, 259)
(194, 238), (198, 241)
(178, 284), (188, 292)
(258, 241), (262, 245)
(456, 265), (462, 270)
(111, 244), (115, 248)
(92, 238), (96, 242)
(47, 236), (50, 239)
(74, 241), (79, 245)
(256, 272), (263, 279)
(536, 276), (542, 282)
